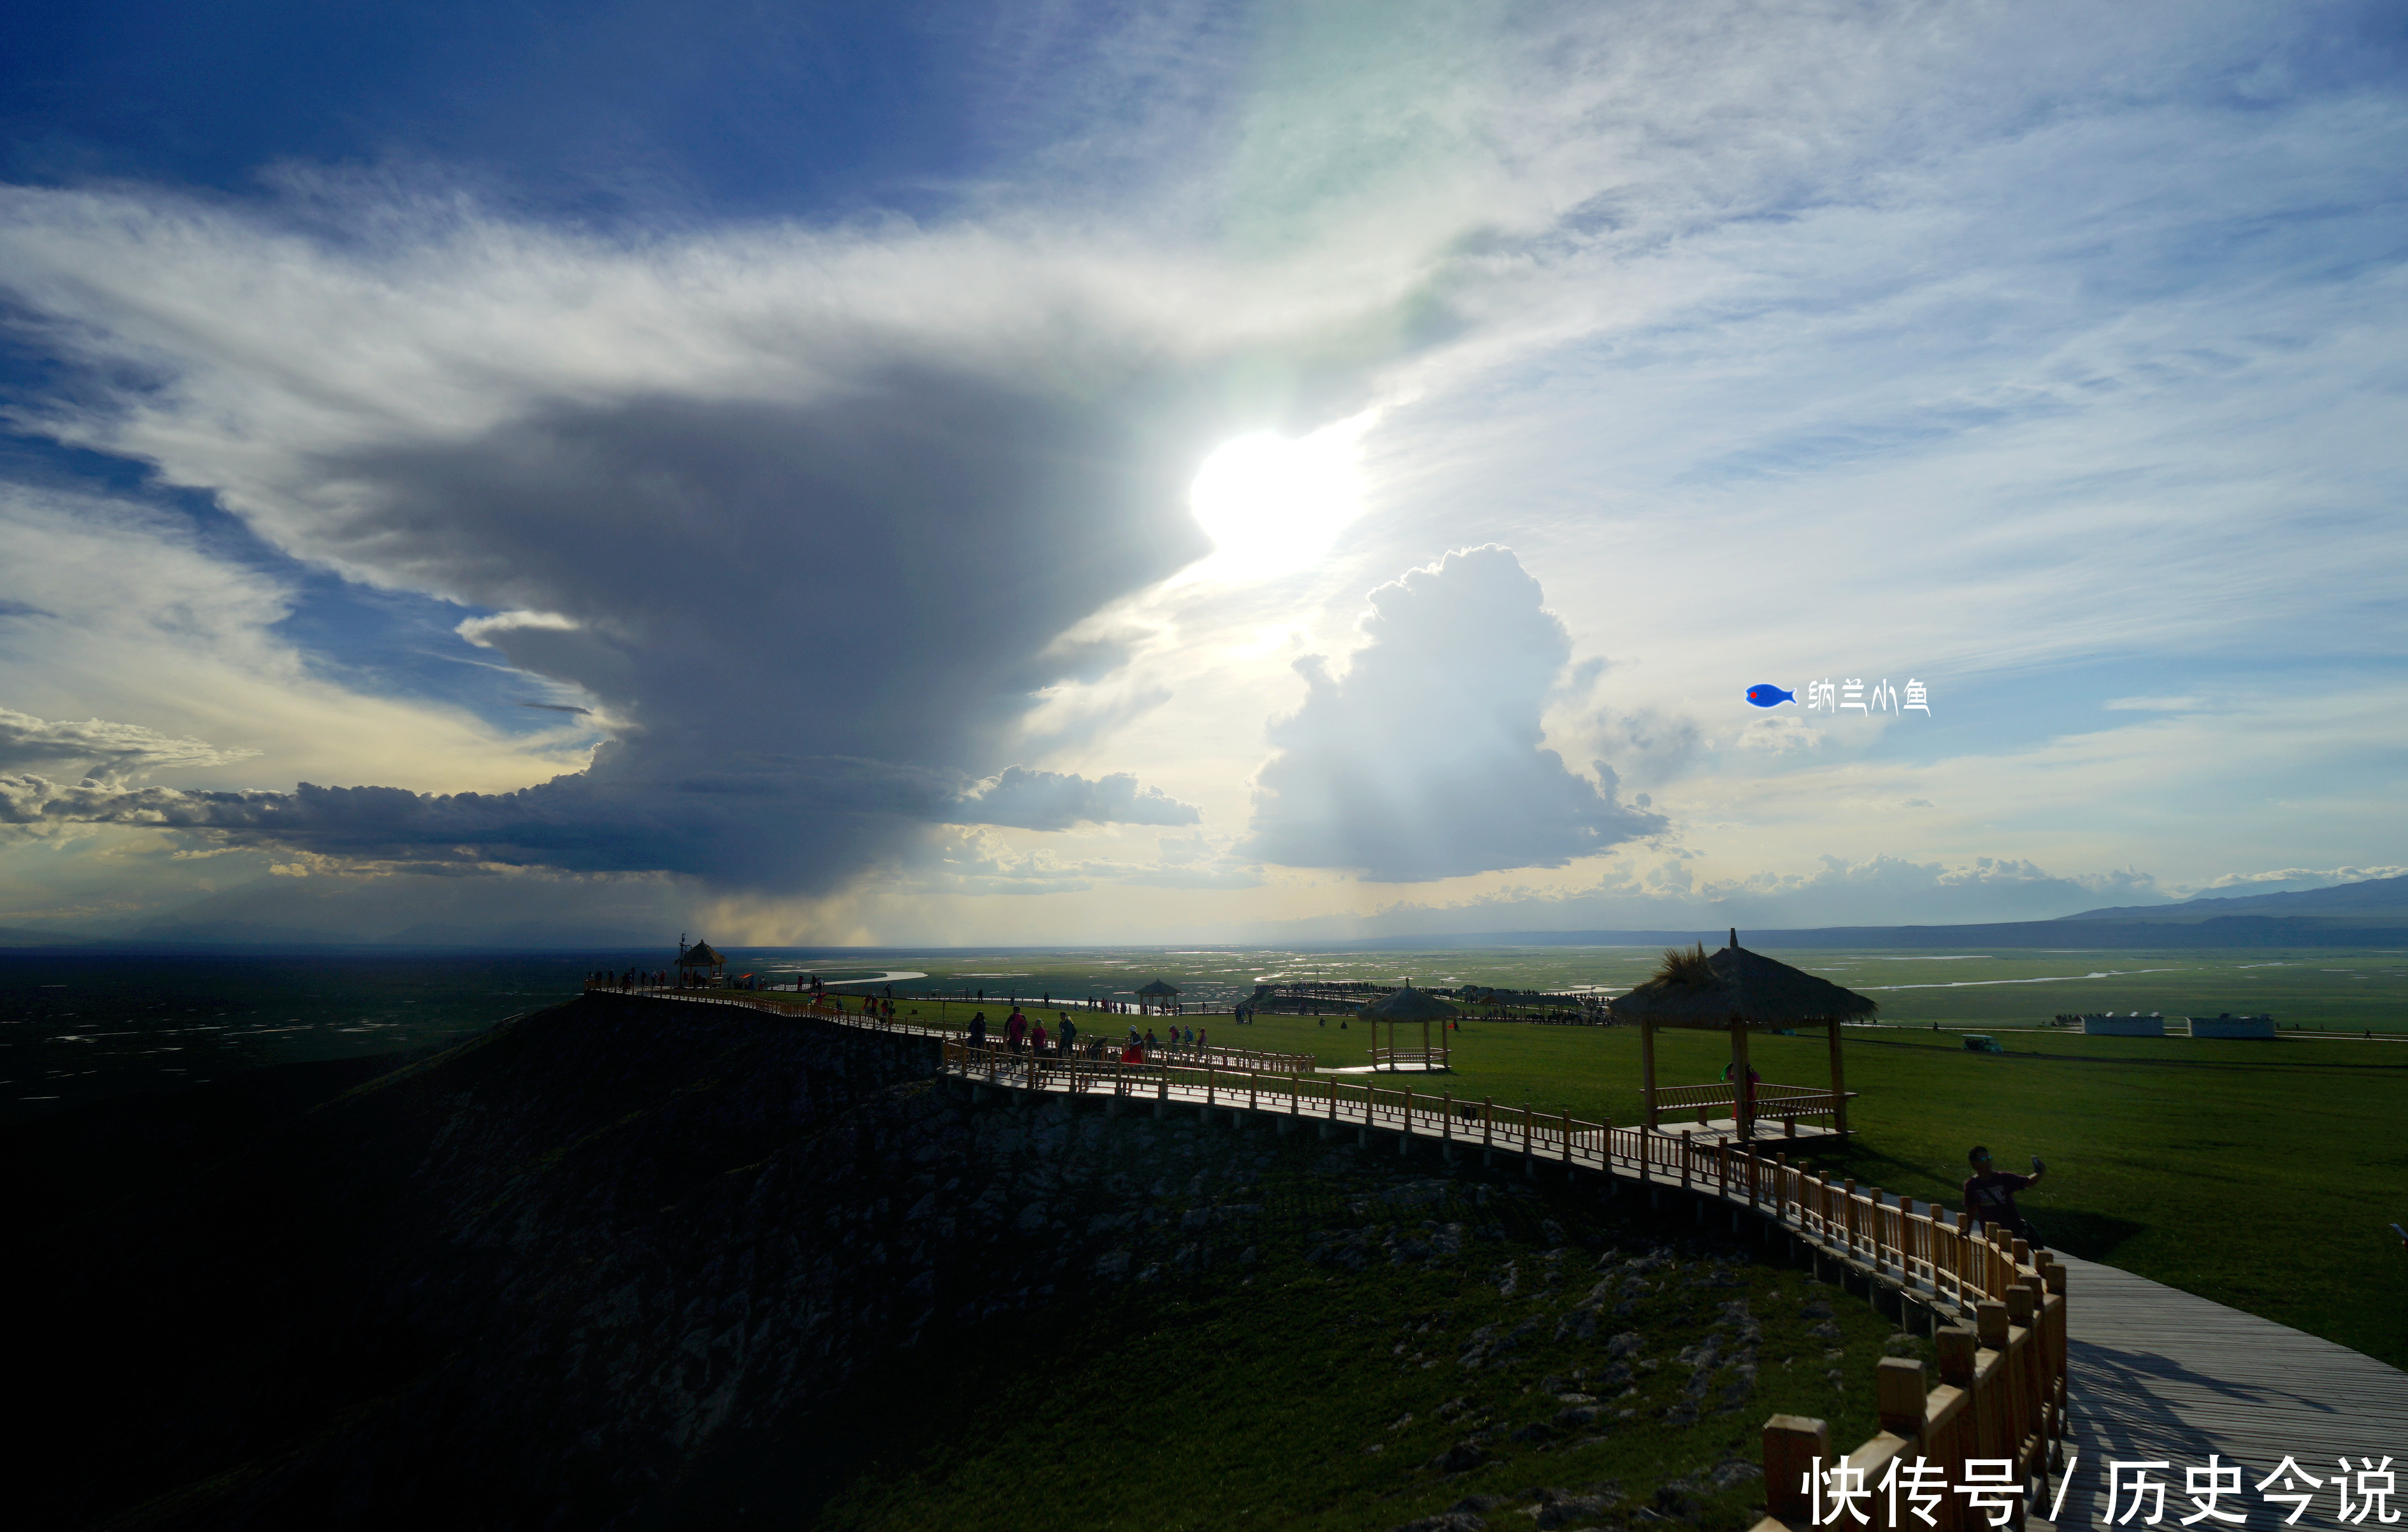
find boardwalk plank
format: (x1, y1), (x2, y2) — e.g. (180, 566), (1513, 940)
(2047, 1252), (2408, 1532)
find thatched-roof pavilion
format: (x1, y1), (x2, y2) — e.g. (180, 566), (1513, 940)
(1136, 978), (1180, 1014)
(1358, 983), (1457, 1071)
(1607, 930), (1874, 1139)
(676, 940), (726, 985)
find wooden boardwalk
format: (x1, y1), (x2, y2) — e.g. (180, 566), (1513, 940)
(612, 985), (2408, 1531)
(2045, 1251), (2408, 1532)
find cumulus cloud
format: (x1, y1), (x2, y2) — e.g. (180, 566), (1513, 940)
(1573, 706), (1706, 787)
(950, 766), (1200, 832)
(1244, 546), (1665, 882)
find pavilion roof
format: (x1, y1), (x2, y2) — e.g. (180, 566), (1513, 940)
(1358, 984), (1458, 1023)
(677, 941), (726, 967)
(1136, 979), (1180, 996)
(1607, 933), (1876, 1031)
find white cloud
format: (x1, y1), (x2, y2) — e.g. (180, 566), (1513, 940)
(1244, 545), (1665, 880)
(0, 707), (255, 786)
(2192, 866), (2408, 893)
(1, 1), (2403, 938)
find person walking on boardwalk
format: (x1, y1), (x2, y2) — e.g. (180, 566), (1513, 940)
(968, 1012), (988, 1051)
(1005, 1008), (1027, 1052)
(1059, 1015), (1077, 1056)
(1963, 1145), (2047, 1249)
(1031, 1020), (1049, 1056)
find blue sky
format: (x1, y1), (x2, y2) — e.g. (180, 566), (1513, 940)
(0, 0), (2401, 945)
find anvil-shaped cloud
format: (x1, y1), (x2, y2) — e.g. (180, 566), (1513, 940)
(0, 192), (1405, 891)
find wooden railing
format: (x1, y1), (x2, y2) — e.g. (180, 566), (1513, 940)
(585, 983), (1317, 1073)
(1759, 1249), (2067, 1532)
(1366, 1043), (1452, 1070)
(1650, 1080), (1853, 1132)
(942, 1032), (2032, 1301)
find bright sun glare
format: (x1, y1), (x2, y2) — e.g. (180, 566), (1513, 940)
(1186, 423), (1366, 578)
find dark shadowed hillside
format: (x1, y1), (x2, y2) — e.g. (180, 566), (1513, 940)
(15, 996), (1900, 1531)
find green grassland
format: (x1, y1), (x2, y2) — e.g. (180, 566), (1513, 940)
(871, 945), (2408, 1034)
(690, 1138), (1908, 1532)
(873, 949), (2408, 1370)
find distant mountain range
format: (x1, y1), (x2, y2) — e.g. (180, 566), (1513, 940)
(1340, 915), (2406, 951)
(1322, 876), (2408, 950)
(0, 924), (87, 947)
(2056, 873), (2408, 924)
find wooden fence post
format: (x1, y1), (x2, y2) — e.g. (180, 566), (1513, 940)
(1763, 1414), (1831, 1527)
(1877, 1356), (1929, 1440)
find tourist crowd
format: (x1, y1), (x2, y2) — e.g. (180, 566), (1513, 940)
(963, 1006), (1233, 1064)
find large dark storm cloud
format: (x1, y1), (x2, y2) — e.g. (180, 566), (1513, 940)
(0, 188), (1279, 890)
(313, 378), (1209, 884)
(31, 370), (1211, 885)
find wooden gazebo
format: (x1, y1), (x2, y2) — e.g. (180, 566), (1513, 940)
(1607, 930), (1872, 1140)
(676, 939), (726, 987)
(1136, 979), (1180, 1015)
(1358, 983), (1456, 1071)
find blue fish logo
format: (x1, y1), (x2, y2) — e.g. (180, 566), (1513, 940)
(1745, 684), (1795, 708)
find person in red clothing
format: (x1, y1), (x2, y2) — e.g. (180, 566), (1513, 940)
(1031, 1020), (1049, 1055)
(1005, 1009), (1027, 1052)
(1962, 1145), (2048, 1250)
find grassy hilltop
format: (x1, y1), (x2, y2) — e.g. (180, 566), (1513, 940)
(1186, 987), (2407, 1371)
(690, 942), (2408, 1370)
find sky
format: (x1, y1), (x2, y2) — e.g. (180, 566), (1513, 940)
(0, 0), (2402, 947)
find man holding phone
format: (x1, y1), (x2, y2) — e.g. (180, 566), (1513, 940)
(1963, 1145), (2048, 1250)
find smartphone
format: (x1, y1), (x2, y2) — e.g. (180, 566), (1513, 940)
(2030, 1156), (2044, 1171)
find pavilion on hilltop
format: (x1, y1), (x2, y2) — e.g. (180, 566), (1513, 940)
(676, 939), (726, 987)
(1607, 930), (1872, 1140)
(1358, 982), (1457, 1071)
